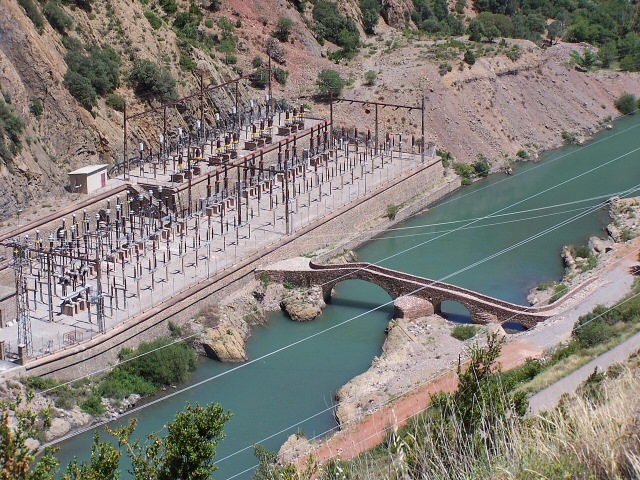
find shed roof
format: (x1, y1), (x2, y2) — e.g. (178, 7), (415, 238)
(68, 164), (109, 175)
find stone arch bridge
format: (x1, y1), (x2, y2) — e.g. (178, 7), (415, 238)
(256, 259), (558, 328)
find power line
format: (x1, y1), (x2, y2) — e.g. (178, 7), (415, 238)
(40, 116), (640, 469)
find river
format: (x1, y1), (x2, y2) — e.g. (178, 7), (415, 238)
(53, 115), (640, 479)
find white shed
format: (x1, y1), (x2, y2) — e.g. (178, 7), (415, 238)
(68, 164), (108, 194)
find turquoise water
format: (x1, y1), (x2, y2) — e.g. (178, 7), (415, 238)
(53, 115), (640, 479)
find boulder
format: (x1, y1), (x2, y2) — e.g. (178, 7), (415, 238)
(588, 236), (613, 253)
(201, 325), (248, 362)
(45, 417), (71, 441)
(280, 287), (325, 322)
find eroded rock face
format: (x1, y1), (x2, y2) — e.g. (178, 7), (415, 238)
(381, 0), (408, 29)
(201, 325), (248, 362)
(280, 286), (326, 322)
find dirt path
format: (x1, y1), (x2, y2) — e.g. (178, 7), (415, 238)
(294, 239), (640, 468)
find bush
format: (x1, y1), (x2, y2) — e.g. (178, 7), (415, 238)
(451, 324), (478, 340)
(250, 70), (269, 89)
(64, 41), (121, 108)
(312, 1), (360, 58)
(44, 1), (73, 34)
(464, 49), (476, 65)
(129, 58), (177, 102)
(144, 10), (162, 29)
(516, 149), (528, 159)
(159, 0), (177, 15)
(385, 204), (399, 220)
(0, 98), (26, 160)
(360, 0), (381, 35)
(615, 92), (637, 115)
(98, 368), (156, 399)
(117, 337), (197, 387)
(473, 156), (490, 177)
(252, 55), (264, 68)
(274, 17), (294, 42)
(106, 93), (125, 112)
(80, 393), (105, 415)
(316, 69), (346, 100)
(273, 67), (289, 85)
(573, 316), (614, 348)
(29, 98), (44, 118)
(549, 282), (568, 303)
(18, 0), (45, 33)
(364, 70), (377, 86)
(64, 69), (97, 110)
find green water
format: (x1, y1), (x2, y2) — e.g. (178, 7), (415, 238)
(54, 116), (640, 479)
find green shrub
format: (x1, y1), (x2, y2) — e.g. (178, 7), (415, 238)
(144, 10), (162, 29)
(44, 1), (73, 34)
(549, 282), (568, 303)
(312, 1), (360, 58)
(451, 324), (478, 340)
(106, 93), (125, 112)
(0, 98), (26, 161)
(205, 18), (214, 28)
(274, 17), (294, 42)
(464, 49), (476, 65)
(360, 0), (381, 35)
(80, 393), (105, 415)
(29, 98), (44, 118)
(117, 337), (197, 387)
(250, 70), (269, 89)
(24, 375), (59, 391)
(615, 92), (637, 115)
(252, 55), (264, 68)
(454, 162), (475, 179)
(63, 41), (121, 109)
(385, 204), (399, 220)
(98, 368), (156, 399)
(273, 67), (289, 85)
(516, 149), (528, 159)
(18, 0), (45, 33)
(159, 0), (177, 15)
(472, 156), (490, 177)
(364, 70), (377, 86)
(315, 69), (346, 100)
(572, 316), (614, 348)
(129, 58), (177, 102)
(64, 70), (97, 110)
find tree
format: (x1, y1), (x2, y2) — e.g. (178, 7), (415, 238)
(316, 69), (346, 100)
(113, 403), (231, 480)
(129, 59), (177, 102)
(547, 20), (563, 45)
(570, 48), (597, 70)
(359, 0), (381, 35)
(0, 392), (60, 480)
(468, 19), (485, 41)
(464, 49), (476, 65)
(615, 92), (637, 115)
(598, 42), (617, 68)
(484, 24), (500, 42)
(64, 70), (97, 110)
(62, 403), (231, 480)
(274, 17), (294, 42)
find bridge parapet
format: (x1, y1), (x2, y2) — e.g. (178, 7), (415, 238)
(258, 259), (556, 328)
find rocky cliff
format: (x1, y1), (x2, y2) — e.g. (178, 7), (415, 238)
(1, 0), (638, 220)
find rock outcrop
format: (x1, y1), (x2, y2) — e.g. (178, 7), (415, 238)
(280, 286), (326, 322)
(201, 325), (249, 362)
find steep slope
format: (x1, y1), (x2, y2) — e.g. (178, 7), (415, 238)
(0, 0), (638, 221)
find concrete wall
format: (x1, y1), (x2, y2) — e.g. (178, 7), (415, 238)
(24, 160), (460, 379)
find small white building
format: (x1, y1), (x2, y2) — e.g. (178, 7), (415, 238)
(68, 164), (108, 194)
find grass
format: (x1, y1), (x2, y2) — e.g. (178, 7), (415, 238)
(451, 324), (478, 341)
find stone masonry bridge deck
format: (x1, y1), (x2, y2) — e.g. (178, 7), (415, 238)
(257, 258), (558, 328)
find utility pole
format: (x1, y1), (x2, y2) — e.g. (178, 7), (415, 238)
(421, 96), (426, 164)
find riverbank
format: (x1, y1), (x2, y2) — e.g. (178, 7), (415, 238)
(276, 199), (640, 468)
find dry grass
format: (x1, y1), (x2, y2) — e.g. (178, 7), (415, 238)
(344, 363), (640, 480)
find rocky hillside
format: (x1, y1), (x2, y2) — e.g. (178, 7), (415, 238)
(0, 0), (638, 219)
